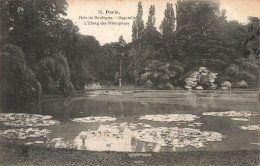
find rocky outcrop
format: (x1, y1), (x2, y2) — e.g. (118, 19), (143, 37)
(185, 67), (217, 90)
(221, 81), (232, 90)
(236, 80), (248, 88)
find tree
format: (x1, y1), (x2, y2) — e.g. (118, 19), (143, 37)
(1, 44), (41, 111)
(132, 2), (145, 84)
(160, 3), (175, 37)
(34, 53), (74, 95)
(244, 17), (260, 59)
(143, 4), (162, 49)
(0, 0), (70, 66)
(70, 35), (101, 90)
(146, 5), (156, 29)
(243, 16), (260, 88)
(160, 3), (176, 59)
(0, 0), (81, 94)
(132, 2), (144, 42)
(175, 0), (232, 72)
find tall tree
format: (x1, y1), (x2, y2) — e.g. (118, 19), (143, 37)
(142, 5), (162, 59)
(146, 5), (156, 29)
(160, 3), (176, 59)
(132, 2), (145, 84)
(160, 3), (175, 37)
(132, 2), (144, 42)
(175, 0), (231, 72)
(244, 17), (260, 59)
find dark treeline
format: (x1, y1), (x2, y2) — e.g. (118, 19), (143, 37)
(0, 0), (259, 111)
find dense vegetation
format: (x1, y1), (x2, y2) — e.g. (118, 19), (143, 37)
(0, 0), (259, 111)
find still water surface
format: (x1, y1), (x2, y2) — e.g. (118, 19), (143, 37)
(2, 90), (260, 152)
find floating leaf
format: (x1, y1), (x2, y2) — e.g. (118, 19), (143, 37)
(140, 114), (199, 122)
(71, 116), (116, 123)
(202, 111), (258, 117)
(0, 128), (52, 139)
(0, 113), (60, 127)
(239, 125), (260, 131)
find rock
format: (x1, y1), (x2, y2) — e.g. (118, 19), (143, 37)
(199, 67), (208, 73)
(185, 67), (218, 90)
(221, 81), (232, 90)
(195, 86), (203, 90)
(185, 85), (192, 89)
(237, 80), (248, 88)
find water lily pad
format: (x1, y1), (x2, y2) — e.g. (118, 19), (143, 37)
(71, 116), (116, 123)
(0, 113), (60, 127)
(139, 114), (199, 122)
(132, 127), (227, 148)
(230, 118), (249, 121)
(24, 142), (34, 145)
(239, 125), (260, 131)
(0, 128), (52, 139)
(202, 111), (258, 117)
(72, 123), (225, 151)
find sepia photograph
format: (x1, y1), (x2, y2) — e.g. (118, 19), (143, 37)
(0, 0), (259, 165)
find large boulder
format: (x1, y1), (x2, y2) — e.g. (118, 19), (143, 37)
(195, 86), (203, 90)
(237, 80), (248, 88)
(221, 81), (232, 90)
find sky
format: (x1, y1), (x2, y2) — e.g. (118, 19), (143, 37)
(66, 0), (260, 45)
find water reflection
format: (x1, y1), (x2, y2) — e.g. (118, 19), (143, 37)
(47, 122), (228, 152)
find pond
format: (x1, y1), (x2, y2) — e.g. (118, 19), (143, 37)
(0, 90), (259, 153)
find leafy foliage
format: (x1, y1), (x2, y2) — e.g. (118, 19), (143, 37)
(34, 53), (74, 95)
(1, 44), (41, 111)
(138, 60), (184, 89)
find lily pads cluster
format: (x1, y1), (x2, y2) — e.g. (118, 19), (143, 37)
(202, 111), (258, 121)
(0, 113), (60, 127)
(140, 114), (199, 122)
(132, 127), (227, 148)
(77, 123), (226, 150)
(239, 125), (260, 131)
(89, 90), (133, 96)
(0, 128), (52, 139)
(71, 116), (116, 123)
(110, 122), (152, 130)
(79, 125), (124, 139)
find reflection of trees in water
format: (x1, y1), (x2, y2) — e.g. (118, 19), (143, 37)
(40, 97), (83, 121)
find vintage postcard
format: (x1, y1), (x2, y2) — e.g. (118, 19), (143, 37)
(0, 0), (259, 165)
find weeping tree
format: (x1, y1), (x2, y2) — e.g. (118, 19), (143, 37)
(34, 53), (74, 95)
(1, 44), (41, 111)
